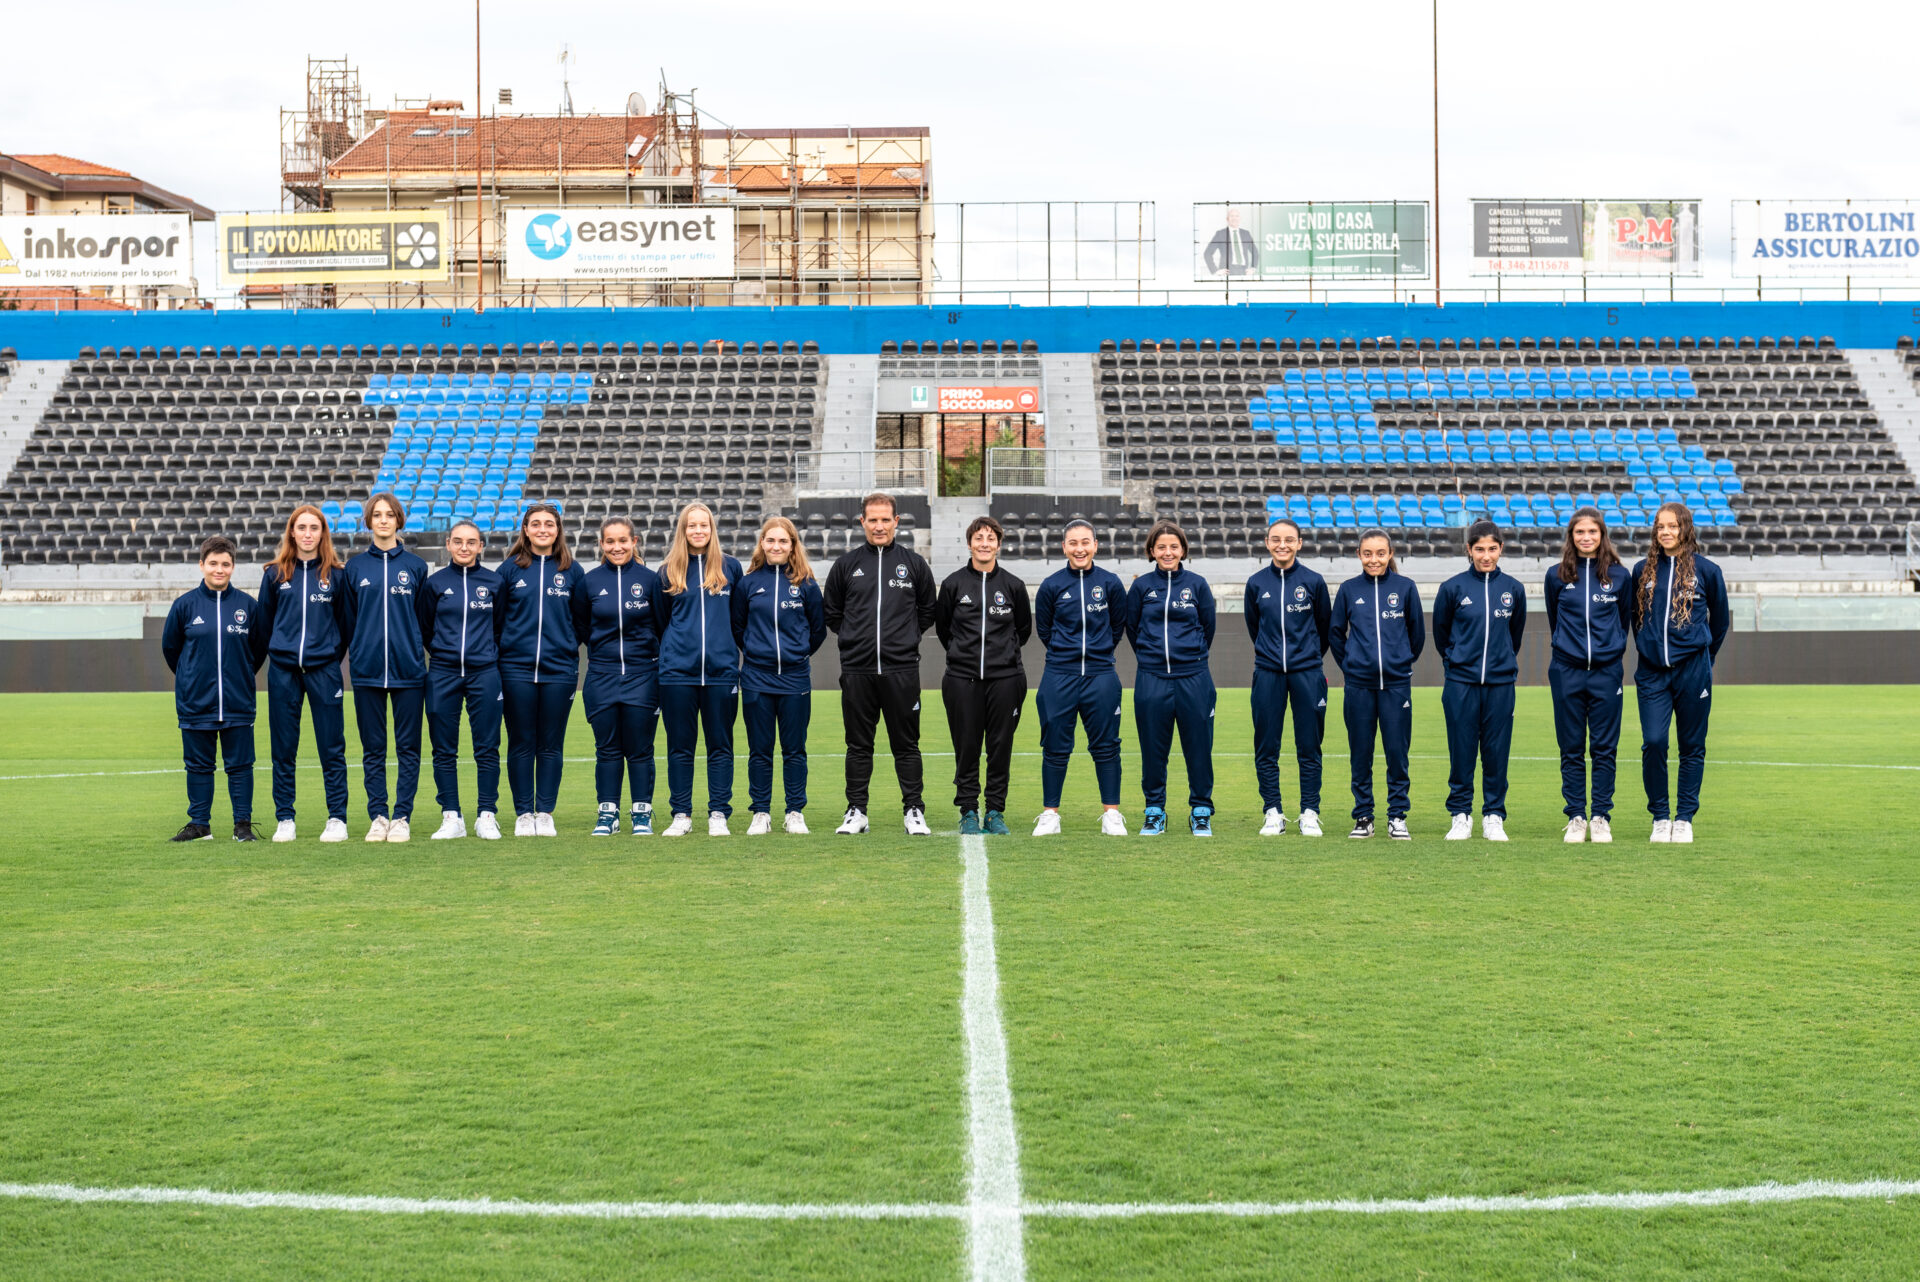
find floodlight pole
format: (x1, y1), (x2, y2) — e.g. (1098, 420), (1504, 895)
(1432, 0), (1441, 305)
(472, 0), (483, 312)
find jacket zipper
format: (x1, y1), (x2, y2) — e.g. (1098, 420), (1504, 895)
(1662, 557), (1673, 666)
(1161, 569), (1172, 674)
(978, 568), (988, 679)
(381, 553), (390, 685)
(616, 563), (626, 677)
(773, 571), (784, 676)
(214, 587), (225, 723)
(1278, 566), (1289, 671)
(1583, 559), (1592, 665)
(297, 561), (309, 667)
(1373, 572), (1385, 691)
(699, 569), (708, 685)
(1479, 570), (1491, 683)
(534, 554), (546, 677)
(1077, 571), (1087, 677)
(874, 544), (884, 676)
(458, 566), (469, 677)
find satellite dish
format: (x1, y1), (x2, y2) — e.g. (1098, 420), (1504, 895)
(626, 92), (648, 116)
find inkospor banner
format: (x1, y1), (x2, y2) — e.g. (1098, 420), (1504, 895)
(0, 214), (192, 287)
(1470, 200), (1701, 275)
(1193, 202), (1429, 280)
(1733, 201), (1920, 275)
(216, 211), (449, 285)
(505, 208), (735, 280)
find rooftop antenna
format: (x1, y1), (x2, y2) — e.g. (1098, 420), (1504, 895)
(559, 44), (575, 116)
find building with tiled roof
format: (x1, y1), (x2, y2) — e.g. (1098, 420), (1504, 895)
(0, 152), (214, 310)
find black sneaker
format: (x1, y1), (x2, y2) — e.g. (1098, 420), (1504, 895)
(1348, 818), (1374, 839)
(171, 822), (212, 842)
(232, 821), (260, 842)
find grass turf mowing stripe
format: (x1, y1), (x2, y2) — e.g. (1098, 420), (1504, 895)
(960, 834), (1026, 1282)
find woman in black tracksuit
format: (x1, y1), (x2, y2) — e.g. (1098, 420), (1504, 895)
(934, 515), (1033, 836)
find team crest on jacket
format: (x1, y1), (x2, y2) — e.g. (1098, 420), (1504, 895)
(1388, 592), (1400, 607)
(994, 591), (1006, 605)
(895, 564), (907, 578)
(475, 586), (489, 600)
(397, 571), (411, 586)
(630, 583), (644, 597)
(1180, 587), (1192, 602)
(1092, 586), (1105, 601)
(1294, 586), (1307, 601)
(1501, 591), (1513, 607)
(232, 610), (247, 625)
(789, 584), (799, 597)
(552, 573), (566, 589)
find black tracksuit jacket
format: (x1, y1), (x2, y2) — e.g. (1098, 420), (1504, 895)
(822, 539), (938, 676)
(935, 563), (1033, 681)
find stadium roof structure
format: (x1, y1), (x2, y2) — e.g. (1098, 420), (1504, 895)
(0, 152), (215, 220)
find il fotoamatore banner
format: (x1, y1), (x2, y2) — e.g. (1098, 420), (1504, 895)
(1193, 202), (1429, 280)
(505, 208), (736, 281)
(1471, 200), (1700, 275)
(217, 211), (448, 286)
(1732, 201), (1920, 275)
(0, 214), (192, 287)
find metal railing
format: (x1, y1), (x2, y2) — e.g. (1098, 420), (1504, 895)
(986, 447), (1124, 495)
(793, 448), (937, 497)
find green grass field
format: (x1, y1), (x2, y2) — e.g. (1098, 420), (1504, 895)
(3, 685), (1918, 1279)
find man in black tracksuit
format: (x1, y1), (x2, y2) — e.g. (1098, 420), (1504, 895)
(822, 492), (939, 834)
(934, 515), (1033, 836)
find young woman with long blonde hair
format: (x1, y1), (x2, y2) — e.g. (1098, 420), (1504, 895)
(730, 516), (827, 834)
(653, 502), (744, 836)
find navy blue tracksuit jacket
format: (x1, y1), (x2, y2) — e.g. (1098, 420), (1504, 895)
(1432, 567), (1527, 817)
(1033, 564), (1128, 808)
(732, 564), (827, 813)
(1544, 558), (1634, 819)
(418, 562), (506, 814)
(1330, 570), (1425, 821)
(652, 557), (743, 817)
(1125, 566), (1218, 813)
(257, 557), (350, 822)
(340, 542), (431, 822)
(495, 553), (586, 816)
(1630, 552), (1731, 823)
(1244, 561), (1332, 814)
(163, 580), (265, 825)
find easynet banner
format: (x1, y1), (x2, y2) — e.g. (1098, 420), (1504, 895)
(217, 211), (448, 285)
(0, 214), (192, 287)
(1471, 200), (1700, 275)
(505, 208), (735, 280)
(1733, 201), (1920, 275)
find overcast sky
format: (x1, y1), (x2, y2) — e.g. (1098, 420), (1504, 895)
(7, 0), (1920, 301)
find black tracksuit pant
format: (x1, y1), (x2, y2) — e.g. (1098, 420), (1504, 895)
(941, 672), (1026, 815)
(841, 670), (923, 813)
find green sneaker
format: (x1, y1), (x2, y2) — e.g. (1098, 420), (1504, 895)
(958, 810), (982, 835)
(982, 810), (1011, 836)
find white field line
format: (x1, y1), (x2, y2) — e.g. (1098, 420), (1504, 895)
(4, 753), (1916, 784)
(959, 833), (1026, 1282)
(5, 1176), (1918, 1224)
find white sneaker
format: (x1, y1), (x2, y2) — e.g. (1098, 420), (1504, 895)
(1298, 809), (1322, 837)
(663, 813), (694, 837)
(431, 811), (466, 840)
(1650, 819), (1673, 843)
(1482, 814), (1508, 842)
(1387, 817), (1411, 841)
(1260, 807), (1285, 836)
(785, 811), (809, 834)
(513, 813), (535, 837)
(475, 812), (501, 840)
(836, 808), (869, 834)
(1100, 808), (1129, 837)
(1564, 817), (1588, 843)
(320, 818), (349, 843)
(534, 812), (557, 837)
(272, 819), (297, 843)
(1671, 820), (1694, 844)
(1446, 813), (1472, 841)
(709, 811), (730, 837)
(903, 808), (932, 836)
(1588, 816), (1612, 843)
(748, 811), (773, 835)
(365, 816), (391, 842)
(385, 817), (410, 843)
(1033, 809), (1062, 836)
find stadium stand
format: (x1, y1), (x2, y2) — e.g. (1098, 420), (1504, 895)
(1007, 334), (1920, 561)
(0, 339), (820, 564)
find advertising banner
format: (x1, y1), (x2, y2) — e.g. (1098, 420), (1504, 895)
(1471, 200), (1700, 275)
(505, 207), (735, 280)
(1192, 202), (1428, 280)
(217, 211), (448, 286)
(0, 214), (192, 287)
(931, 386), (1041, 413)
(1732, 200), (1920, 275)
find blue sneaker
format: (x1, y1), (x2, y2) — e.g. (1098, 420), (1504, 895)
(959, 810), (982, 835)
(982, 810), (1011, 836)
(592, 805), (618, 837)
(1141, 806), (1168, 836)
(631, 806), (653, 836)
(1190, 806), (1213, 837)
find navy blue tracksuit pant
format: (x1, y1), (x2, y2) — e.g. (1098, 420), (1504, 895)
(584, 672), (658, 813)
(354, 685), (424, 821)
(1637, 650), (1714, 822)
(1441, 680), (1515, 818)
(1135, 668), (1215, 811)
(503, 678), (574, 816)
(742, 689), (811, 814)
(183, 724), (254, 825)
(427, 666), (503, 815)
(1344, 682), (1412, 820)
(1036, 669), (1123, 808)
(1549, 662), (1624, 819)
(661, 682), (738, 818)
(1251, 667), (1327, 814)
(268, 660), (349, 823)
